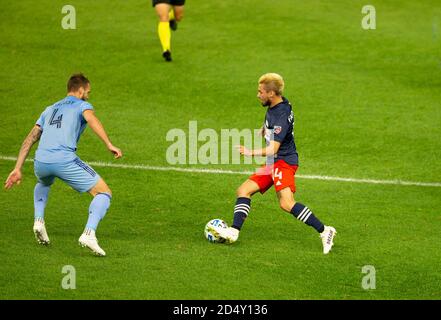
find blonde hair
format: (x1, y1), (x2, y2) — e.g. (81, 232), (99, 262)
(258, 73), (284, 96)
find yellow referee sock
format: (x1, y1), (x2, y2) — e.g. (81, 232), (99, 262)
(158, 21), (171, 52)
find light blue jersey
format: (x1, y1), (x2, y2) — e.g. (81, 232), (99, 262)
(35, 96), (93, 163)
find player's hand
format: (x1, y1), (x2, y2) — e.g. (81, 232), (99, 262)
(107, 143), (122, 159)
(4, 168), (22, 190)
(235, 145), (253, 157)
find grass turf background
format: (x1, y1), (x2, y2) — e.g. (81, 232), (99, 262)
(0, 0), (440, 299)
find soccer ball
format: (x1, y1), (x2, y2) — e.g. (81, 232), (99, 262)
(204, 219), (228, 243)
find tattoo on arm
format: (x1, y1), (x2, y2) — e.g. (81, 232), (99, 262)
(15, 126), (42, 169)
(21, 126), (41, 151)
(31, 126), (42, 142)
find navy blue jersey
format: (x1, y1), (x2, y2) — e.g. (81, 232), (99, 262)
(263, 97), (298, 165)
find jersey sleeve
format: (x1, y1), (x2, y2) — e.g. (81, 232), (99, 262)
(271, 111), (291, 143)
(79, 102), (94, 122)
(36, 107), (49, 130)
(80, 102), (94, 113)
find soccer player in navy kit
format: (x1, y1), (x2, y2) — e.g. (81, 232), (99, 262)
(208, 73), (337, 254)
(4, 74), (122, 256)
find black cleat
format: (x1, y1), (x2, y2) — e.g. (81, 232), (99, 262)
(169, 19), (178, 31)
(162, 50), (172, 62)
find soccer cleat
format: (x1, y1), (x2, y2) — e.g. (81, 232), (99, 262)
(33, 220), (50, 245)
(162, 50), (172, 62)
(207, 226), (239, 244)
(79, 233), (106, 256)
(320, 226), (337, 254)
(169, 19), (178, 31)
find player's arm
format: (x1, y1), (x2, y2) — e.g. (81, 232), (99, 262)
(82, 109), (122, 159)
(237, 140), (281, 157)
(4, 125), (42, 189)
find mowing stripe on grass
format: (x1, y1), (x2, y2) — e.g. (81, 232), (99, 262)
(1, 155), (440, 188)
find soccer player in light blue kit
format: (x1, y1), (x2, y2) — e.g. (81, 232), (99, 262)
(4, 74), (122, 256)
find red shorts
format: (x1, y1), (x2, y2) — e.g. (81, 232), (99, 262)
(249, 160), (299, 194)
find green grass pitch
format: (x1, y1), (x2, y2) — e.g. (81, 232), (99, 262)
(1, 0), (441, 299)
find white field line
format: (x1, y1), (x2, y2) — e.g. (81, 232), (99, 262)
(1, 155), (440, 188)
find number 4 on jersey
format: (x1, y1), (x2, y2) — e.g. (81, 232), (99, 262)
(273, 168), (283, 186)
(49, 109), (63, 128)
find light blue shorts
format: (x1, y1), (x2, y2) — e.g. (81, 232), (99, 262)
(34, 158), (101, 193)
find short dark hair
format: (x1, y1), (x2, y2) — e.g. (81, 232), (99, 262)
(67, 73), (90, 92)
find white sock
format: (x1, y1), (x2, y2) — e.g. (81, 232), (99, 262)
(34, 217), (45, 224)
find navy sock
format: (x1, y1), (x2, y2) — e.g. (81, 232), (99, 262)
(232, 197), (251, 230)
(291, 202), (325, 233)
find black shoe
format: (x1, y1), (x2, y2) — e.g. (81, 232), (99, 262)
(162, 50), (172, 62)
(169, 19), (178, 31)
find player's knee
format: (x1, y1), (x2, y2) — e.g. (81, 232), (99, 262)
(92, 189), (112, 198)
(236, 186), (250, 198)
(89, 180), (112, 197)
(279, 200), (294, 213)
(99, 183), (112, 197)
(235, 187), (244, 197)
(103, 188), (112, 197)
(175, 12), (183, 21)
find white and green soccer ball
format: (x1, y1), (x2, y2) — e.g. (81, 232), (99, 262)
(204, 219), (228, 243)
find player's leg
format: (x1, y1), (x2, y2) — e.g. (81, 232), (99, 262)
(77, 178), (112, 256)
(169, 4), (184, 30)
(154, 2), (172, 61)
(231, 179), (260, 231)
(33, 182), (52, 245)
(32, 161), (55, 245)
(234, 164), (274, 226)
(274, 161), (324, 232)
(85, 178), (112, 232)
(209, 164), (273, 244)
(173, 5), (184, 21)
(207, 179), (261, 244)
(58, 158), (109, 256)
(274, 161), (336, 254)
(278, 188), (336, 254)
(277, 187), (325, 233)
